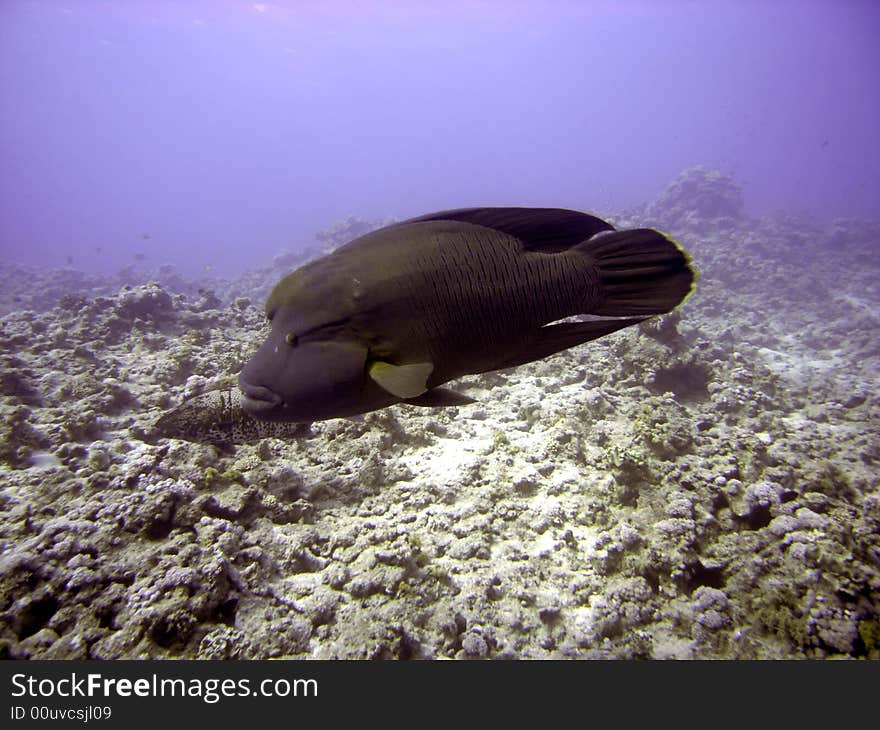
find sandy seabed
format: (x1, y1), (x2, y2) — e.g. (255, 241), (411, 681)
(1, 169), (878, 659)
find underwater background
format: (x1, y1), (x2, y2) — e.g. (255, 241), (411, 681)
(0, 1), (878, 658)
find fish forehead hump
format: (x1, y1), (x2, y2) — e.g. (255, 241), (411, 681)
(265, 252), (360, 327)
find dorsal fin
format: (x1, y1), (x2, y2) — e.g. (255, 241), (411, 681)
(401, 207), (615, 253)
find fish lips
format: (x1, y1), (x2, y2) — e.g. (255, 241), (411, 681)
(238, 379), (284, 418)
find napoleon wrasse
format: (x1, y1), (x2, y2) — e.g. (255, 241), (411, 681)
(238, 207), (696, 422)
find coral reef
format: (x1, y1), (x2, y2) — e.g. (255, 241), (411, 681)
(645, 166), (744, 231)
(0, 170), (877, 659)
(316, 216), (397, 254)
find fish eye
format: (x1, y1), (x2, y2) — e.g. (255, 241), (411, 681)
(285, 332), (299, 347)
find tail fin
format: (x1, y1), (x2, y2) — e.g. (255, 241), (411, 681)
(576, 229), (697, 316)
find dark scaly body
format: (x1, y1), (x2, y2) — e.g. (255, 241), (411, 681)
(325, 220), (603, 384)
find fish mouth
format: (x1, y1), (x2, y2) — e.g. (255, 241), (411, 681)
(238, 380), (283, 417)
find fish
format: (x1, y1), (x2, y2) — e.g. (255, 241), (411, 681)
(238, 206), (697, 422)
(154, 380), (309, 445)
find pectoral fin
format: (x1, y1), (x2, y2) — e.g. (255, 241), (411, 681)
(404, 387), (476, 408)
(369, 361), (434, 398)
